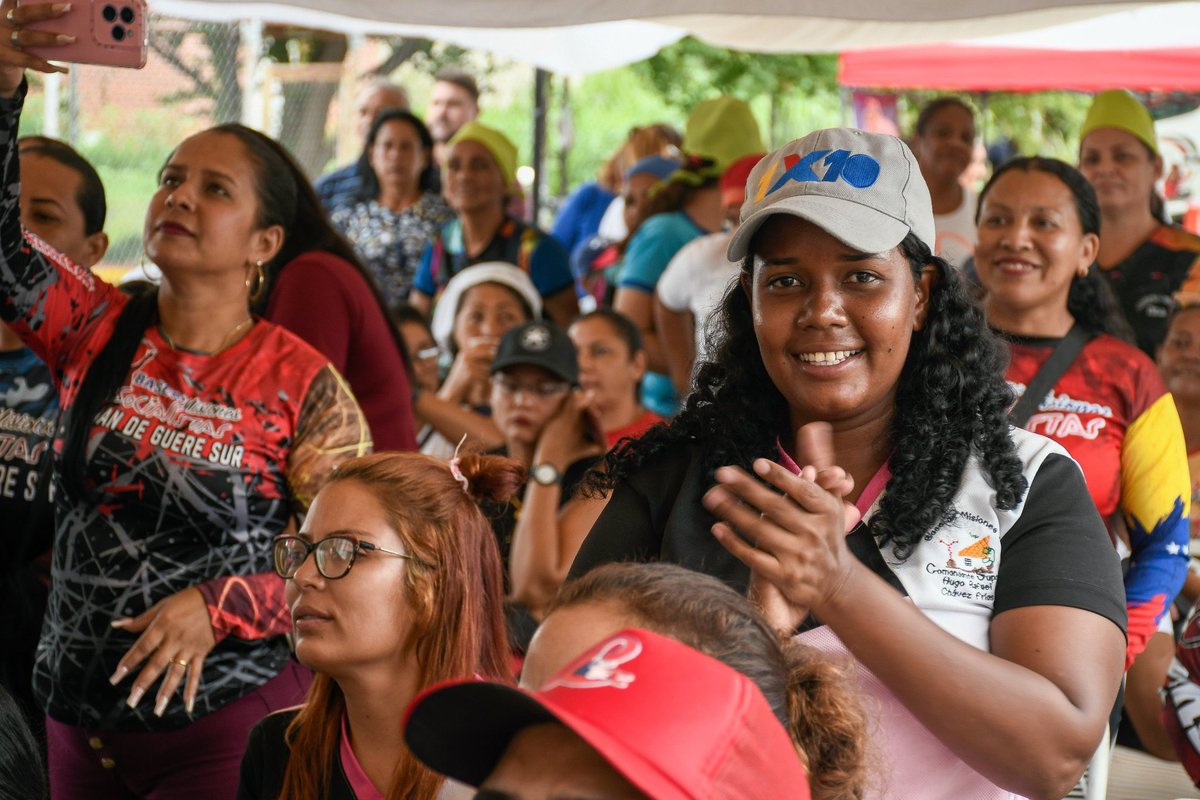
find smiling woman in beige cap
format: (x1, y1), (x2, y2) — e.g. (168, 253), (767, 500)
(570, 128), (1127, 799)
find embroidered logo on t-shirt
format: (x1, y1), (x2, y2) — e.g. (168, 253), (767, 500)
(921, 507), (1001, 603)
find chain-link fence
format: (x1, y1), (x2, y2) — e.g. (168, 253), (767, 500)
(20, 14), (425, 275)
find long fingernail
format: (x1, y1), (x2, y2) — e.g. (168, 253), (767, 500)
(110, 618), (130, 628)
(185, 697), (194, 715)
(127, 686), (144, 708)
(108, 666), (128, 685)
(54, 34), (74, 43)
(154, 696), (167, 717)
(51, 3), (71, 10)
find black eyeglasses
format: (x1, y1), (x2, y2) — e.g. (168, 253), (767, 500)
(493, 375), (571, 399)
(272, 535), (419, 580)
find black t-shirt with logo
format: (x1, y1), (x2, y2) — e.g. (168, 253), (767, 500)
(1101, 224), (1200, 357)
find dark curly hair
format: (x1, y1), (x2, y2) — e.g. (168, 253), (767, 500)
(0, 685), (45, 800)
(590, 232), (1027, 560)
(977, 156), (1134, 342)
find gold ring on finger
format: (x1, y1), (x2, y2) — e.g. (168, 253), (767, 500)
(175, 658), (189, 668)
(9, 28), (19, 49)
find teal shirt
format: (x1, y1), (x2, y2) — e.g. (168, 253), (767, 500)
(618, 211), (706, 416)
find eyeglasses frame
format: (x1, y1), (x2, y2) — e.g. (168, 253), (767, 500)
(492, 374), (572, 400)
(273, 534), (423, 580)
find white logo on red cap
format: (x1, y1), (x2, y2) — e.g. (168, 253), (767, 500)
(545, 636), (643, 690)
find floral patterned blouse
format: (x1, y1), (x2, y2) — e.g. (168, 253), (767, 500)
(331, 192), (455, 309)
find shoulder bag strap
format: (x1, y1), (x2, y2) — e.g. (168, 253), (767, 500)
(1009, 323), (1094, 428)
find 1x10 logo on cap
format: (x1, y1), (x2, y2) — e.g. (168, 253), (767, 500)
(763, 148), (881, 194)
(728, 127), (936, 262)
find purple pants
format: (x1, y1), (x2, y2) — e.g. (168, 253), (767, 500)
(46, 659), (310, 800)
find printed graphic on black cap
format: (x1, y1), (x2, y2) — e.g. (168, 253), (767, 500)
(521, 324), (552, 353)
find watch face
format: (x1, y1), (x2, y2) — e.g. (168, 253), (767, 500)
(532, 463), (560, 485)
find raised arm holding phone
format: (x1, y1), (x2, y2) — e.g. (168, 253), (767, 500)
(0, 14), (371, 797)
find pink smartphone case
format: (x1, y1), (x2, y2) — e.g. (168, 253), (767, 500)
(21, 0), (148, 69)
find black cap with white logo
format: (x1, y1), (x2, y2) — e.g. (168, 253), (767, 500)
(490, 321), (579, 386)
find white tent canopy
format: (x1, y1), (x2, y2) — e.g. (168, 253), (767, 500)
(151, 0), (1176, 74)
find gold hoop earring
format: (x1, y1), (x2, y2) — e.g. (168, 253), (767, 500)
(247, 260), (266, 303)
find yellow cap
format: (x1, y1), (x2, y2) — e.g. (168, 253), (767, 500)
(448, 121), (518, 187)
(683, 96), (765, 172)
(1080, 90), (1157, 156)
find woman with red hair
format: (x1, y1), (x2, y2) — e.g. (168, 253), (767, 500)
(237, 450), (521, 800)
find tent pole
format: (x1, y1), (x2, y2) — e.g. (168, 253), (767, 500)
(67, 69), (78, 147)
(42, 72), (60, 138)
(533, 68), (550, 226)
(240, 20), (265, 129)
(980, 90), (990, 148)
(557, 76), (573, 198)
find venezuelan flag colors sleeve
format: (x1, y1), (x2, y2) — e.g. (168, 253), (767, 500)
(1121, 389), (1191, 667)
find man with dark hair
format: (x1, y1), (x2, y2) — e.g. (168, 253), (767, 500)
(17, 138), (109, 265)
(428, 68), (480, 165)
(314, 79), (410, 213)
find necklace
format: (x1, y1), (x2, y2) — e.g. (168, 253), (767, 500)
(158, 317), (254, 355)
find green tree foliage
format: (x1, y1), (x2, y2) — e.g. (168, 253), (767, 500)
(632, 36), (841, 146)
(895, 89), (1092, 162)
(633, 37), (838, 112)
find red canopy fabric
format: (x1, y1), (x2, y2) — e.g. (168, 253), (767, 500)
(839, 45), (1200, 92)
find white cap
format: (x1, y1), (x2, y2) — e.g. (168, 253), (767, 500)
(429, 262), (542, 349)
(727, 128), (935, 262)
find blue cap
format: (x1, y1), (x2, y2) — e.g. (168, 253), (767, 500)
(625, 155), (680, 183)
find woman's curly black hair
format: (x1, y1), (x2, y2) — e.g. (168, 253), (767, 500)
(590, 231), (1028, 560)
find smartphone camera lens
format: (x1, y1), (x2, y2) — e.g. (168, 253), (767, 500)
(111, 24), (126, 41)
(119, 6), (135, 23)
(102, 4), (117, 21)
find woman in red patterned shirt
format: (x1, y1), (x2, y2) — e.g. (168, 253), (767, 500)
(0, 22), (370, 799)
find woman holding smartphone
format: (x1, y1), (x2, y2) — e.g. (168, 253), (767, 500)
(0, 12), (371, 798)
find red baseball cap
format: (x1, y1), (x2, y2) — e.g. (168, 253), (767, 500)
(403, 628), (811, 799)
(720, 152), (766, 209)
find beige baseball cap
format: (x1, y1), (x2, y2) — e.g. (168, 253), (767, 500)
(727, 128), (935, 262)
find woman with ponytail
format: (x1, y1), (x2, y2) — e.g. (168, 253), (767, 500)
(238, 450), (520, 800)
(569, 130), (1126, 799)
(975, 157), (1192, 778)
(0, 26), (370, 798)
(521, 562), (870, 800)
(975, 156), (1189, 671)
